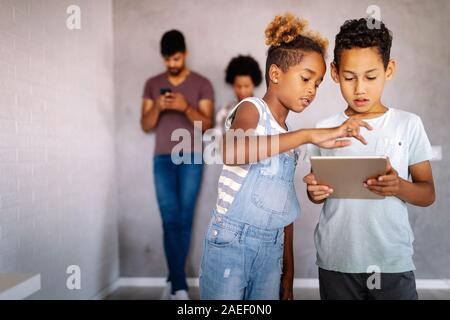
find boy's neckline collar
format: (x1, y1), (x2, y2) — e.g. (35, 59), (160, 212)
(342, 107), (392, 121)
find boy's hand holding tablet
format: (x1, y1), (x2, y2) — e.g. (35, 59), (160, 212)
(305, 156), (400, 201)
(364, 157), (401, 197)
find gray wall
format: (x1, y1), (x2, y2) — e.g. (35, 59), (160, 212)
(0, 0), (119, 298)
(115, 0), (450, 280)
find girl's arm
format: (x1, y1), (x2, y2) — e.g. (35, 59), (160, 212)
(221, 102), (372, 165)
(280, 223), (294, 300)
(365, 159), (435, 207)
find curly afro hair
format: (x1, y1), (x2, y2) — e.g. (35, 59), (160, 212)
(225, 55), (263, 87)
(333, 18), (393, 70)
(264, 13), (328, 86)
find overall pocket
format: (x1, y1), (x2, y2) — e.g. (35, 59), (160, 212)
(251, 175), (291, 215)
(206, 224), (240, 248)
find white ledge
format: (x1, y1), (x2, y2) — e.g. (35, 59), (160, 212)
(0, 274), (41, 300)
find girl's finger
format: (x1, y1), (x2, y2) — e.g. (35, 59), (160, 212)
(334, 139), (352, 148)
(358, 120), (373, 131)
(353, 133), (368, 145)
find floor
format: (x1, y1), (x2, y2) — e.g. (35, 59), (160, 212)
(105, 286), (450, 300)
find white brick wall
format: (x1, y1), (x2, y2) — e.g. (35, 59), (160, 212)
(0, 0), (119, 299)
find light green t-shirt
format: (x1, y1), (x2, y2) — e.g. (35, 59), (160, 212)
(304, 108), (433, 273)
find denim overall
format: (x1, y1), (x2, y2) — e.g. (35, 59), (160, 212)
(199, 97), (300, 300)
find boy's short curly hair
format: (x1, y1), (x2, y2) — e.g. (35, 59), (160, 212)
(225, 55), (263, 87)
(333, 18), (393, 70)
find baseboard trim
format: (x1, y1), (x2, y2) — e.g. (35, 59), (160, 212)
(94, 277), (450, 299)
(0, 274), (41, 300)
(116, 277), (450, 290)
(92, 279), (121, 300)
(416, 279), (450, 290)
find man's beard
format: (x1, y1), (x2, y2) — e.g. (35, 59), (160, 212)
(168, 67), (183, 76)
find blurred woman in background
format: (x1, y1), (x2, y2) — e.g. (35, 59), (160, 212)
(215, 55), (263, 134)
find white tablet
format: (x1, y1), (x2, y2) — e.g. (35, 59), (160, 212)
(310, 156), (388, 199)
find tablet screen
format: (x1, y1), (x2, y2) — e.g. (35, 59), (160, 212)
(310, 156), (387, 199)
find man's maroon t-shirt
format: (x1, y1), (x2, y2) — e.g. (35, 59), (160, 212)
(143, 71), (214, 155)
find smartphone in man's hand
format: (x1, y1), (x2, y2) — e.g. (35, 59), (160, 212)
(160, 87), (172, 95)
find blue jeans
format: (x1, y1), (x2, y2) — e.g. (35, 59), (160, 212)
(199, 214), (284, 300)
(153, 153), (203, 293)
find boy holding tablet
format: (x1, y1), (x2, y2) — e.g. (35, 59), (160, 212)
(303, 18), (435, 300)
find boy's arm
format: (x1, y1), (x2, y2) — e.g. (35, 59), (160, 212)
(365, 159), (435, 207)
(280, 223), (294, 300)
